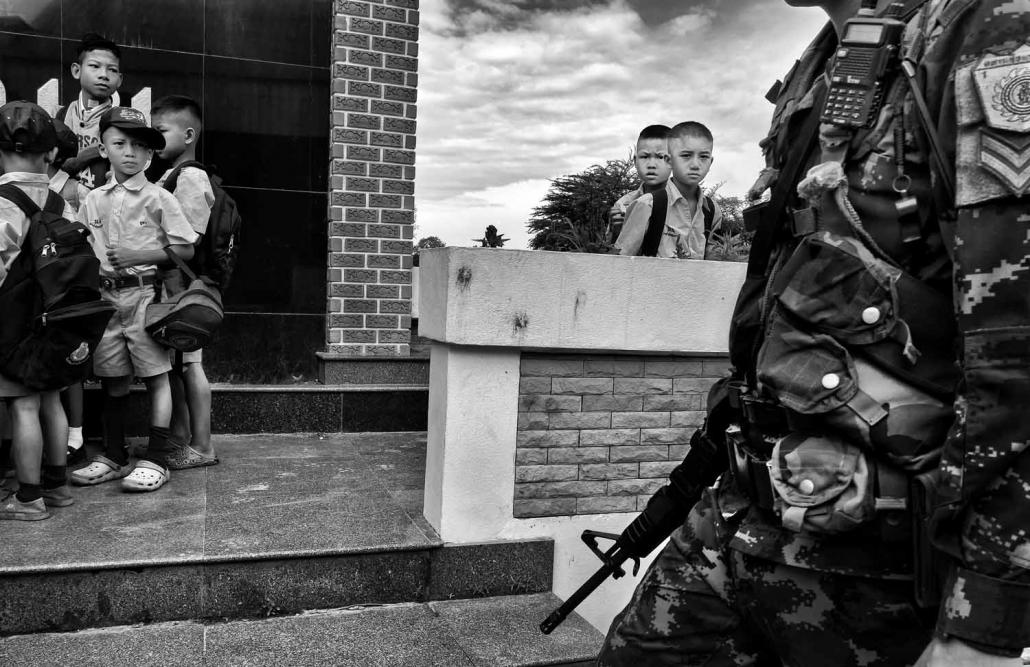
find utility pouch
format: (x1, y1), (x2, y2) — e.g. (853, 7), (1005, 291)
(910, 469), (944, 608)
(767, 432), (876, 534)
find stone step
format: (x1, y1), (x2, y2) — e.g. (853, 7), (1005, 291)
(80, 383), (429, 436)
(0, 434), (551, 635)
(0, 593), (603, 666)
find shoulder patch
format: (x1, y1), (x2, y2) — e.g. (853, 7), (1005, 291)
(956, 44), (1030, 205)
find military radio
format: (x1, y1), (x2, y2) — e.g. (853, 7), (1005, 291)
(821, 2), (907, 129)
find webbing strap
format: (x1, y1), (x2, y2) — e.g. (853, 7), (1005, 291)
(639, 188), (668, 257)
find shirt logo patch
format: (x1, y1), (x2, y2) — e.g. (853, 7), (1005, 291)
(88, 219), (102, 228)
(974, 44), (1030, 132)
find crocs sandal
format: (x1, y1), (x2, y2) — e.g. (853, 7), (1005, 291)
(70, 456), (131, 486)
(121, 460), (170, 492)
(164, 441), (219, 470)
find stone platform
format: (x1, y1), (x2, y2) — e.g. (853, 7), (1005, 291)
(0, 433), (601, 663)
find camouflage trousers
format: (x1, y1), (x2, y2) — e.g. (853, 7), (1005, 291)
(597, 531), (934, 666)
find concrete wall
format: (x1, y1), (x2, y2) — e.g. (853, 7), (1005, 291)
(419, 248), (746, 632)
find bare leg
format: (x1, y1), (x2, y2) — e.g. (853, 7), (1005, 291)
(183, 362), (213, 457)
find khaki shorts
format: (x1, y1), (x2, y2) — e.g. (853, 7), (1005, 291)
(93, 285), (171, 379)
(170, 348), (202, 365)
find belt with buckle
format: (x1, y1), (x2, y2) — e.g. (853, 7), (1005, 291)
(100, 273), (158, 290)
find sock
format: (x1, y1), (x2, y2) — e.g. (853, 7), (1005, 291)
(16, 483), (42, 503)
(102, 394), (129, 466)
(139, 425), (171, 466)
(42, 464), (67, 489)
(67, 426), (84, 450)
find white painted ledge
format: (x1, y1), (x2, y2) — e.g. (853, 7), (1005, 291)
(418, 247), (746, 353)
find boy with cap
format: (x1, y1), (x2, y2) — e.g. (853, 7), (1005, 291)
(151, 95), (218, 469)
(0, 101), (73, 520)
(70, 107), (196, 493)
(61, 33), (123, 191)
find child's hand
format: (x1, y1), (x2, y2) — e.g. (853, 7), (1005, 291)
(106, 248), (144, 270)
(608, 206), (625, 226)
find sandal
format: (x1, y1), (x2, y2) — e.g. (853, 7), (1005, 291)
(163, 441), (219, 470)
(120, 460), (170, 492)
(70, 456), (131, 486)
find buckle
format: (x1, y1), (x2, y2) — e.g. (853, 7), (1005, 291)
(100, 276), (115, 290)
(789, 207), (817, 237)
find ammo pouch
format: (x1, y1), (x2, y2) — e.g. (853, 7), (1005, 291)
(740, 231), (957, 537)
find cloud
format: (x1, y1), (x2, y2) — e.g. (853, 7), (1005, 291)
(416, 0), (827, 247)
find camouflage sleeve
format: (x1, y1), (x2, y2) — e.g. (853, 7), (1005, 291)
(933, 0), (1030, 655)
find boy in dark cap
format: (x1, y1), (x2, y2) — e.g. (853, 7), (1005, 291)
(70, 107), (197, 494)
(0, 101), (73, 520)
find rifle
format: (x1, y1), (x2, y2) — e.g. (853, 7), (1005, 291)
(539, 530), (640, 635)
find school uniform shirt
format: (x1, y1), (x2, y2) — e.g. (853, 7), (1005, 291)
(48, 170), (88, 214)
(0, 172), (76, 288)
(157, 166), (214, 236)
(612, 186), (645, 218)
(77, 170), (197, 278)
(615, 179), (723, 259)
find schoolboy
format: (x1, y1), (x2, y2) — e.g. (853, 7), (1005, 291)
(70, 107), (196, 493)
(615, 121), (723, 259)
(46, 119), (89, 464)
(607, 125), (672, 243)
(0, 101), (73, 519)
(151, 95), (217, 469)
(62, 33), (122, 191)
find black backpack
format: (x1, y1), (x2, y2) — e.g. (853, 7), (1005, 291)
(639, 189), (716, 257)
(163, 161), (241, 292)
(0, 185), (114, 390)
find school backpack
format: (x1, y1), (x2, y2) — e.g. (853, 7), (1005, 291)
(639, 189), (716, 257)
(163, 161), (241, 292)
(144, 249), (224, 353)
(0, 185), (114, 390)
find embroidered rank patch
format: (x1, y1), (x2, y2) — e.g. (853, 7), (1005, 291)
(980, 130), (1030, 196)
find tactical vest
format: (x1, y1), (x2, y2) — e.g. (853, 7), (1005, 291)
(725, 5), (959, 538)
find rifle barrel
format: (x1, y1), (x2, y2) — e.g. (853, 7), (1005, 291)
(539, 561), (622, 634)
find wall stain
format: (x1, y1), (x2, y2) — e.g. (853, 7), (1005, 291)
(573, 290), (587, 319)
(456, 266), (472, 291)
(512, 312), (529, 334)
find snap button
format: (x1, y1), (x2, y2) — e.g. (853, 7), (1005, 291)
(861, 306), (881, 324)
(799, 479), (815, 495)
(821, 373), (840, 390)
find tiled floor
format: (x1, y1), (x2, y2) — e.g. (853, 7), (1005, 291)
(0, 432), (437, 575)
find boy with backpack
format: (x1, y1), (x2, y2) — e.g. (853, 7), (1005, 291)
(0, 101), (76, 519)
(151, 95), (218, 468)
(607, 124), (673, 244)
(615, 121), (724, 259)
(70, 107), (196, 493)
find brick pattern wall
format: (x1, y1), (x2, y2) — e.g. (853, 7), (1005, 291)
(514, 353), (730, 518)
(327, 0), (419, 356)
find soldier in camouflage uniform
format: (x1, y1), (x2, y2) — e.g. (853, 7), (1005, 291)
(598, 0), (1030, 665)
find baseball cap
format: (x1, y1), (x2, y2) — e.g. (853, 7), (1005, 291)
(52, 119), (79, 162)
(0, 101), (57, 154)
(99, 106), (164, 149)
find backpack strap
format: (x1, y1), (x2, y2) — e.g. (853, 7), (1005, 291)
(163, 160), (207, 193)
(42, 190), (66, 216)
(639, 188), (669, 257)
(0, 183), (42, 217)
(702, 195), (714, 236)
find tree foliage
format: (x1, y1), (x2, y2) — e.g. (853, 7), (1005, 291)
(526, 159), (636, 253)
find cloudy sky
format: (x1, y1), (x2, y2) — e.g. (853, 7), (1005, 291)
(413, 0), (828, 249)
